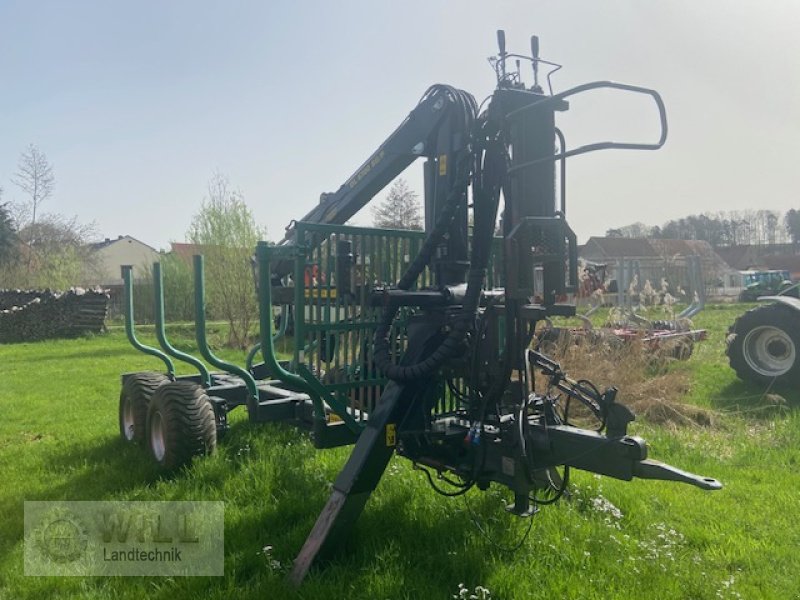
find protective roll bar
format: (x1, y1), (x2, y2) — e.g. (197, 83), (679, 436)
(507, 80), (668, 176)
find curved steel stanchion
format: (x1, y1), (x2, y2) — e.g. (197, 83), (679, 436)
(121, 265), (175, 375)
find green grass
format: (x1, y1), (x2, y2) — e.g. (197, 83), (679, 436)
(1, 307), (799, 599)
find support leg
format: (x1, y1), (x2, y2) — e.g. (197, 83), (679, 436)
(289, 382), (408, 585)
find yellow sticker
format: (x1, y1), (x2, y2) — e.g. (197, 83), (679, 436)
(386, 423), (396, 447)
(304, 288), (337, 299)
(438, 154), (447, 176)
(327, 412), (343, 424)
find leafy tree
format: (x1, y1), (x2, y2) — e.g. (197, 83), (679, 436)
(372, 179), (423, 230)
(604, 222), (652, 238)
(786, 209), (800, 244)
(188, 172), (265, 348)
(134, 253), (195, 324)
(12, 144), (54, 230)
(0, 195), (18, 267)
(0, 213), (97, 289)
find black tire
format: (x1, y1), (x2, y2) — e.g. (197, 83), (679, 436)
(650, 320), (678, 332)
(739, 290), (757, 303)
(727, 303), (800, 385)
(119, 372), (168, 444)
(146, 381), (217, 471)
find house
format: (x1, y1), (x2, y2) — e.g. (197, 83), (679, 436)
(84, 235), (161, 287)
(170, 242), (206, 263)
(716, 244), (800, 280)
(579, 237), (739, 298)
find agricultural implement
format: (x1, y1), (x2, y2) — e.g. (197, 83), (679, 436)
(117, 31), (721, 583)
(543, 255), (708, 359)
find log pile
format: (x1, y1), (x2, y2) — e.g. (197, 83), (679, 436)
(0, 288), (110, 343)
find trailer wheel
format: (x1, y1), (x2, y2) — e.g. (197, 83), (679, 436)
(146, 381), (217, 471)
(727, 303), (800, 385)
(119, 372), (168, 444)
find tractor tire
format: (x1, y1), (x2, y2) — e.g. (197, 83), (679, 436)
(146, 381), (217, 471)
(738, 290), (757, 303)
(119, 372), (168, 444)
(727, 303), (800, 385)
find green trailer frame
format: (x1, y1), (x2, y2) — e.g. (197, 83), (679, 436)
(122, 221), (501, 448)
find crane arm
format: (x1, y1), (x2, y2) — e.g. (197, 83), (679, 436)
(273, 85), (476, 280)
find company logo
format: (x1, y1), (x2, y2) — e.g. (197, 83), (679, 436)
(33, 508), (89, 564)
(24, 501), (224, 576)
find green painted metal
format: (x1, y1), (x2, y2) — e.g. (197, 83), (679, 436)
(256, 242), (324, 415)
(256, 241), (362, 435)
(245, 305), (289, 371)
(290, 221), (422, 420)
(152, 262), (211, 387)
(121, 265), (175, 375)
(245, 342), (262, 372)
(192, 255), (259, 411)
(293, 226), (306, 368)
(279, 221), (504, 424)
(296, 221), (427, 239)
(295, 364), (362, 435)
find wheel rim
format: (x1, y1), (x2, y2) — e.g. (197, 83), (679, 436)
(742, 325), (796, 377)
(122, 396), (135, 441)
(150, 410), (166, 462)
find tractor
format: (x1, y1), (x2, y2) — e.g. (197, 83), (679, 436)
(116, 31), (721, 584)
(738, 269), (798, 302)
(727, 296), (800, 385)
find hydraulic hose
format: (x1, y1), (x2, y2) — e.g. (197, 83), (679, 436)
(373, 122), (504, 383)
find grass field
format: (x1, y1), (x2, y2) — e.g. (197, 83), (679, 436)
(1, 306), (799, 599)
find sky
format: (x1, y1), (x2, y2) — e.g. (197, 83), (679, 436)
(1, 1), (799, 250)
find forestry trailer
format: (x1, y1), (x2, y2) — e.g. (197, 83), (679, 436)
(117, 31), (721, 584)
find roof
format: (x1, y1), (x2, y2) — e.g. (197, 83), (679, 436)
(582, 237), (658, 258)
(89, 235), (158, 253)
(170, 242), (252, 261)
(715, 246), (756, 270)
(715, 245), (800, 271)
(581, 237), (734, 274)
(762, 255), (800, 273)
(170, 242), (207, 262)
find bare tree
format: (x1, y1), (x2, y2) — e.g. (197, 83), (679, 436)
(12, 144), (54, 230)
(372, 179), (423, 230)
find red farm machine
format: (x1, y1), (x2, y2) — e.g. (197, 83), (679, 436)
(541, 255), (708, 360)
(117, 31), (721, 584)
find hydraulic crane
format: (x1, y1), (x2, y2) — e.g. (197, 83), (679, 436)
(285, 31), (720, 583)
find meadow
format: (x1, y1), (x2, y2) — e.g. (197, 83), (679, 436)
(0, 304), (798, 599)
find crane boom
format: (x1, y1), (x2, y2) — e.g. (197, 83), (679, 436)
(274, 85), (477, 283)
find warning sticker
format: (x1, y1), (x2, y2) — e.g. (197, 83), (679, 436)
(385, 424), (396, 447)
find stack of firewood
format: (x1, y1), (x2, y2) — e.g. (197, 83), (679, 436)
(0, 288), (110, 343)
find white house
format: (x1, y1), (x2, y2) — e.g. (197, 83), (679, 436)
(85, 235), (160, 287)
